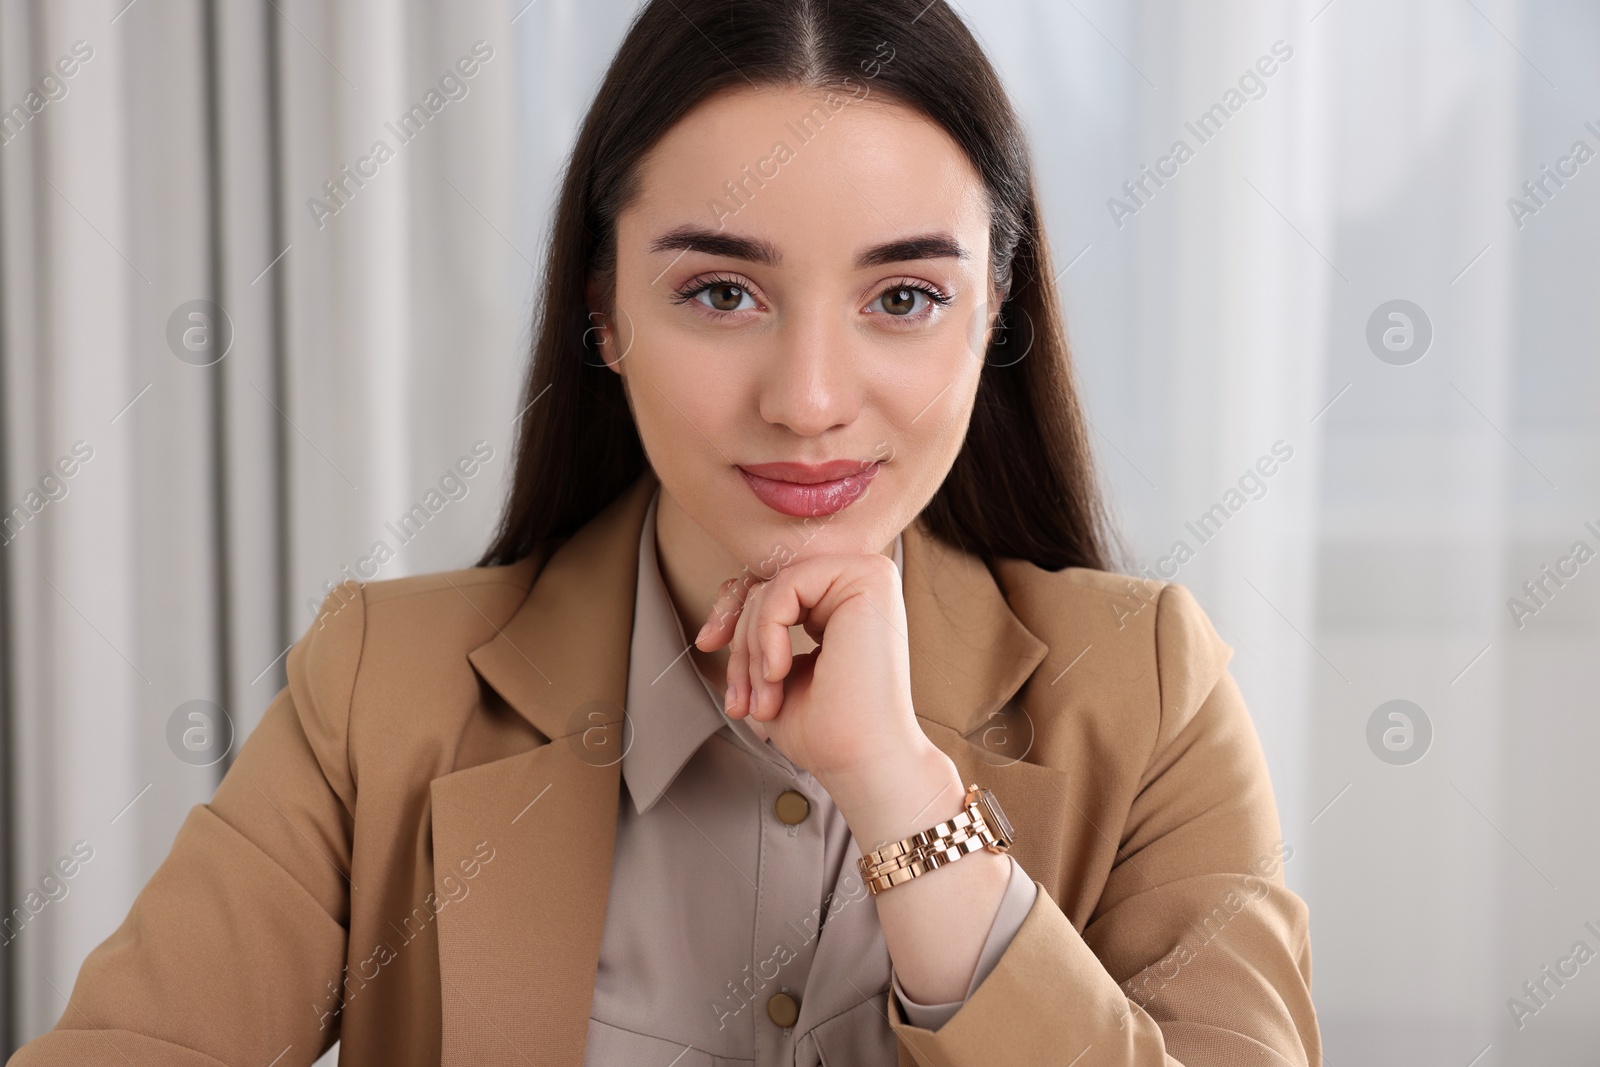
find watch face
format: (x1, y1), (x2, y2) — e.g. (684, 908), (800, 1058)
(978, 788), (1014, 842)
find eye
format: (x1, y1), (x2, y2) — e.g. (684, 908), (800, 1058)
(868, 282), (949, 318)
(668, 278), (755, 315)
(694, 281), (755, 310)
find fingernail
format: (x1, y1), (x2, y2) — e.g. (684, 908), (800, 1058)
(725, 683), (735, 710)
(694, 619), (710, 645)
(761, 652), (769, 682)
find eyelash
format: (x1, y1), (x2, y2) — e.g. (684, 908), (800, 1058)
(670, 275), (954, 319)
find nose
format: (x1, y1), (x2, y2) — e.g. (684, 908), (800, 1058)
(756, 303), (863, 436)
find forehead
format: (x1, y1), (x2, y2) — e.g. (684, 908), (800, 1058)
(624, 85), (990, 264)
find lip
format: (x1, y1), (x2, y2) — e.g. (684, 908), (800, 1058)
(736, 459), (881, 517)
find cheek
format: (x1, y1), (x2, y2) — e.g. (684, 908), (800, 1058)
(622, 326), (745, 465)
(885, 338), (983, 455)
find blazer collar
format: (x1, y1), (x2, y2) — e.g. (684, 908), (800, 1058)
(466, 466), (1049, 745)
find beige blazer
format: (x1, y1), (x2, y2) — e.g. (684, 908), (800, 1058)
(8, 467), (1320, 1067)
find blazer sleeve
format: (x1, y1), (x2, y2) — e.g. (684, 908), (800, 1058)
(5, 584), (366, 1067)
(886, 582), (1321, 1067)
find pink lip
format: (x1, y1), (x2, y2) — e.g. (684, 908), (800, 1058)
(736, 459), (881, 517)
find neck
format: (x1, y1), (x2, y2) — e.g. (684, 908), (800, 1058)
(652, 486), (896, 695)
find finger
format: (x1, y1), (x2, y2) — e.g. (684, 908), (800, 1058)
(696, 576), (749, 651)
(707, 575), (748, 652)
(749, 565), (824, 674)
(752, 581), (789, 723)
(771, 554), (900, 640)
(726, 579), (762, 718)
(739, 579), (777, 723)
(749, 570), (808, 723)
(723, 606), (749, 719)
(759, 585), (808, 722)
(752, 585), (788, 722)
(754, 585), (794, 696)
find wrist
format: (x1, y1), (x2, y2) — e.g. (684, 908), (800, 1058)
(826, 743), (964, 854)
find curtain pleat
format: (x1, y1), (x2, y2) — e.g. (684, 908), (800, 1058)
(0, 0), (527, 1048)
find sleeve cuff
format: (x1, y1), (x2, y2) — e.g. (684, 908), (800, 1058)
(891, 853), (1039, 1031)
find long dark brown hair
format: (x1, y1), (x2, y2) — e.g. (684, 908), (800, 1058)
(479, 0), (1120, 574)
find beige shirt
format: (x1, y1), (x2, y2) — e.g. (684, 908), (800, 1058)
(584, 486), (1038, 1066)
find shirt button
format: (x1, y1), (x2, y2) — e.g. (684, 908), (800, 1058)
(767, 992), (800, 1028)
(774, 789), (810, 825)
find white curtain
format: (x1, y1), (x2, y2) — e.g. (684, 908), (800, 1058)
(0, 0), (526, 1047)
(4, 0), (1597, 1062)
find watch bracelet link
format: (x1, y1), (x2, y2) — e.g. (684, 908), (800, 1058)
(856, 784), (1010, 895)
(860, 823), (1001, 893)
(859, 803), (986, 868)
(863, 809), (998, 874)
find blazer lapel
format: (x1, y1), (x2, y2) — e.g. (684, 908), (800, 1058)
(432, 468), (1058, 1065)
(429, 743), (622, 1065)
(898, 515), (1050, 740)
(899, 520), (1072, 890)
(432, 472), (656, 1065)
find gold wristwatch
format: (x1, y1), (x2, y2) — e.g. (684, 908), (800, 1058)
(857, 783), (1015, 896)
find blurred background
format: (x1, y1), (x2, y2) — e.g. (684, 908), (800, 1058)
(1, 0), (1596, 1063)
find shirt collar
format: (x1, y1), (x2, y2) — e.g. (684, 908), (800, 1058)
(621, 484), (904, 815)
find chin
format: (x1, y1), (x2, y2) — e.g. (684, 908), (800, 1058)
(741, 506), (901, 574)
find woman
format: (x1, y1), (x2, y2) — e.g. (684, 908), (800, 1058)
(8, 1), (1319, 1065)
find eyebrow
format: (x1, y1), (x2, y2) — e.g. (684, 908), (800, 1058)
(647, 227), (969, 270)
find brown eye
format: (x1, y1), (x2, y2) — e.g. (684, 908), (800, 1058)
(694, 283), (755, 312)
(876, 286), (927, 316)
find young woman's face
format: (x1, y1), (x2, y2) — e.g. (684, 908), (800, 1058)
(601, 84), (995, 572)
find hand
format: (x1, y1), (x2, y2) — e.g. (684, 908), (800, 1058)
(695, 552), (1012, 1009)
(693, 551), (934, 794)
